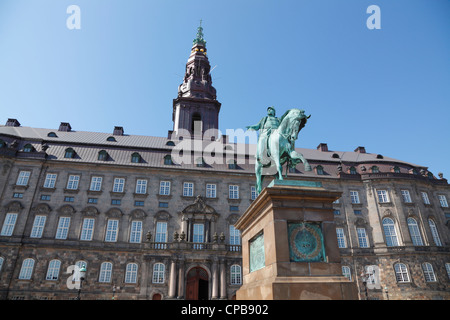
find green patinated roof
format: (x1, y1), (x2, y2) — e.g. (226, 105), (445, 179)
(193, 21), (206, 46)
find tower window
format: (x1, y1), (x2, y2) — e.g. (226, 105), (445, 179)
(191, 113), (202, 133)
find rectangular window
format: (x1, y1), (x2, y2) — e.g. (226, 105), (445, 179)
(43, 173), (57, 188)
(30, 215), (46, 238)
(105, 219), (119, 242)
(113, 178), (125, 193)
(40, 195), (51, 201)
(421, 192), (430, 204)
(193, 223), (204, 249)
(229, 185), (239, 199)
(333, 209), (341, 215)
(230, 206), (239, 212)
(16, 171), (31, 186)
(158, 202), (168, 208)
(66, 175), (80, 190)
(13, 193), (23, 198)
(354, 210), (362, 215)
(401, 190), (412, 203)
(64, 196), (74, 202)
(251, 186), (258, 201)
(129, 221), (143, 243)
(90, 176), (102, 191)
(438, 195), (449, 208)
(377, 190), (389, 203)
(350, 191), (360, 204)
(183, 182), (194, 197)
(1, 213), (18, 236)
(206, 184), (216, 198)
(55, 217), (71, 240)
(88, 198), (98, 204)
(229, 225), (241, 246)
(357, 228), (369, 248)
(155, 221), (167, 249)
(111, 199), (121, 205)
(134, 201), (144, 207)
(159, 181), (171, 195)
(336, 228), (346, 248)
(135, 179), (147, 194)
(80, 218), (95, 241)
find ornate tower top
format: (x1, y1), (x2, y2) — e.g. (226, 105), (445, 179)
(193, 20), (206, 46)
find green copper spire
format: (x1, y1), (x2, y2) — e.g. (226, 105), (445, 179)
(193, 19), (206, 46)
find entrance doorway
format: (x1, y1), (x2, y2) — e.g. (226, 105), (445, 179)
(186, 267), (209, 300)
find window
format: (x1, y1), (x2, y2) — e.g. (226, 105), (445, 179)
(13, 193), (23, 198)
(99, 262), (112, 283)
(135, 179), (147, 194)
(354, 210), (362, 215)
(445, 263), (450, 280)
(393, 166), (400, 173)
(1, 213), (18, 236)
(336, 228), (346, 248)
(113, 178), (125, 193)
(55, 217), (71, 240)
(428, 219), (442, 246)
(73, 261), (87, 281)
(229, 185), (239, 199)
(46, 260), (61, 281)
(111, 199), (121, 205)
(40, 195), (51, 201)
(371, 166), (379, 173)
(377, 190), (389, 203)
(229, 225), (241, 247)
(350, 191), (360, 204)
(228, 160), (237, 169)
(23, 144), (33, 152)
(90, 176), (102, 191)
(251, 186), (258, 201)
(349, 167), (357, 174)
(407, 218), (423, 246)
(47, 132), (57, 138)
(125, 263), (138, 284)
(66, 175), (80, 190)
(105, 219), (119, 242)
(421, 192), (430, 205)
(163, 155), (173, 165)
(43, 173), (57, 188)
(129, 221), (143, 243)
(16, 171), (31, 186)
(64, 148), (75, 159)
(155, 222), (167, 249)
(159, 181), (171, 195)
(193, 223), (204, 249)
(206, 184), (216, 198)
(183, 182), (194, 197)
(158, 202), (168, 208)
(152, 263), (165, 283)
(342, 266), (352, 281)
(438, 195), (449, 208)
(356, 228), (369, 248)
(80, 218), (95, 241)
(333, 210), (341, 215)
(230, 206), (239, 212)
(422, 263), (436, 282)
(88, 198), (98, 204)
(30, 215), (46, 238)
(394, 263), (410, 283)
(316, 165), (324, 175)
(196, 157), (205, 167)
(64, 196), (74, 202)
(365, 266), (377, 284)
(131, 152), (141, 163)
(401, 190), (412, 203)
(382, 218), (399, 247)
(230, 265), (242, 285)
(18, 258), (35, 280)
(98, 150), (108, 161)
(134, 201), (144, 207)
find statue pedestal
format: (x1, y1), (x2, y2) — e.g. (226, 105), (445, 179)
(235, 180), (358, 300)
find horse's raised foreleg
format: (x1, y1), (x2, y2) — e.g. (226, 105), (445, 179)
(290, 150), (311, 171)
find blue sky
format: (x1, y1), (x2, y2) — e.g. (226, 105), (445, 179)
(0, 0), (449, 176)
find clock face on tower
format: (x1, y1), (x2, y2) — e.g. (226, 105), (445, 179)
(288, 222), (326, 262)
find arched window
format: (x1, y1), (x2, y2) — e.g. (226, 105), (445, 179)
(342, 266), (352, 281)
(152, 263), (165, 283)
(230, 265), (242, 285)
(428, 219), (442, 246)
(382, 218), (399, 247)
(73, 261), (87, 281)
(407, 218), (424, 246)
(98, 150), (108, 161)
(64, 148), (75, 159)
(47, 132), (58, 138)
(371, 166), (379, 173)
(349, 166), (357, 174)
(125, 263), (138, 284)
(46, 259), (61, 280)
(131, 152), (141, 163)
(315, 165), (324, 175)
(106, 136), (116, 142)
(18, 258), (35, 280)
(422, 263), (436, 282)
(166, 141), (175, 146)
(394, 263), (410, 283)
(23, 144), (33, 152)
(99, 262), (113, 283)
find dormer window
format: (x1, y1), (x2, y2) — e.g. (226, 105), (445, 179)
(392, 166), (400, 173)
(164, 155), (173, 165)
(64, 148), (75, 159)
(228, 159), (237, 170)
(23, 144), (34, 152)
(371, 166), (379, 173)
(315, 165), (324, 175)
(196, 157), (205, 167)
(166, 141), (175, 146)
(349, 166), (357, 174)
(107, 136), (117, 142)
(131, 152), (141, 163)
(98, 150), (108, 161)
(47, 132), (58, 138)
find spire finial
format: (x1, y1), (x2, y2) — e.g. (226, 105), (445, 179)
(193, 20), (206, 46)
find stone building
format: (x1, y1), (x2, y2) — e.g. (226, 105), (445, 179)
(0, 25), (449, 300)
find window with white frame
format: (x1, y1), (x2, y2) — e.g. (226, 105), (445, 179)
(230, 265), (242, 285)
(90, 176), (102, 191)
(155, 222), (167, 249)
(401, 190), (412, 203)
(229, 185), (239, 199)
(105, 219), (119, 242)
(183, 182), (194, 197)
(407, 218), (423, 246)
(152, 263), (165, 283)
(394, 263), (410, 283)
(66, 175), (80, 190)
(382, 218), (399, 247)
(125, 263), (138, 284)
(206, 184), (216, 198)
(129, 220), (143, 243)
(422, 263), (436, 282)
(193, 223), (204, 249)
(159, 181), (171, 195)
(438, 195), (449, 208)
(46, 259), (61, 281)
(428, 219), (442, 246)
(336, 228), (347, 248)
(1, 213), (18, 236)
(350, 191), (360, 204)
(80, 218), (95, 241)
(421, 192), (430, 204)
(30, 215), (46, 238)
(229, 225), (241, 248)
(135, 179), (147, 194)
(18, 258), (35, 280)
(251, 186), (258, 201)
(16, 171), (31, 186)
(356, 228), (369, 248)
(43, 173), (57, 188)
(99, 262), (113, 283)
(113, 178), (125, 193)
(342, 266), (352, 281)
(55, 217), (71, 240)
(377, 190), (389, 203)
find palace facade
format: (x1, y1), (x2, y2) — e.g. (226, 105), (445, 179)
(0, 26), (449, 300)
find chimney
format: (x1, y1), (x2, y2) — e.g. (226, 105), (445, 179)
(113, 126), (124, 136)
(317, 143), (328, 152)
(5, 118), (20, 127)
(354, 146), (366, 153)
(58, 122), (72, 132)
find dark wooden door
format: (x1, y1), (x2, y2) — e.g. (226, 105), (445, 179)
(185, 267), (208, 300)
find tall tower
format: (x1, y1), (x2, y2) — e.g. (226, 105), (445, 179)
(172, 22), (221, 138)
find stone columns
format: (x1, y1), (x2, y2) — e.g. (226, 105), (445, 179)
(168, 259), (177, 298)
(220, 259), (227, 299)
(177, 258), (185, 299)
(211, 258), (219, 299)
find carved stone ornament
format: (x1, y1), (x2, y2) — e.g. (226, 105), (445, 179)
(106, 208), (123, 218)
(130, 209), (147, 220)
(31, 203), (51, 214)
(57, 205), (76, 215)
(4, 201), (24, 213)
(182, 195), (216, 214)
(81, 206), (99, 216)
